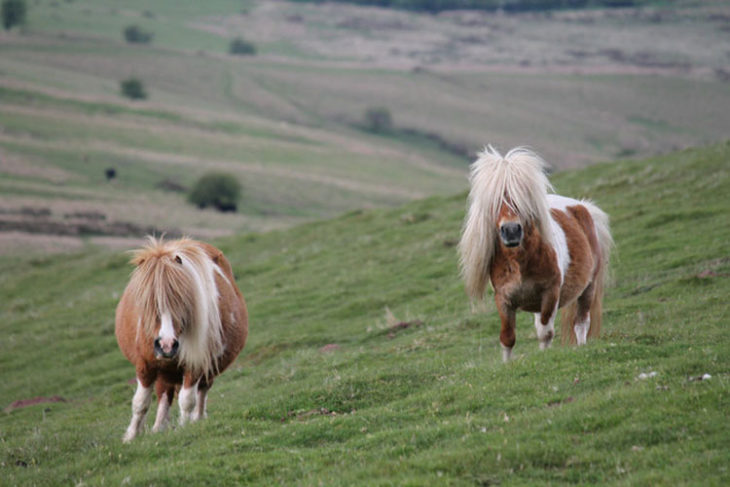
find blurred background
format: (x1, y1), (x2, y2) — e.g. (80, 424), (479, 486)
(1, 0), (729, 253)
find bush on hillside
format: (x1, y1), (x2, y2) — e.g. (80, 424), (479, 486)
(123, 24), (154, 44)
(2, 0), (26, 30)
(120, 78), (147, 100)
(229, 37), (257, 56)
(363, 107), (393, 134)
(188, 172), (241, 212)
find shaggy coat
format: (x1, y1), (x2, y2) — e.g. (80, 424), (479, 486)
(458, 146), (612, 361)
(115, 237), (248, 441)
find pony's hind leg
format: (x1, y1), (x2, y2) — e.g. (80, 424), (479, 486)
(123, 379), (153, 443)
(178, 376), (199, 426)
(193, 379), (213, 421)
(152, 381), (175, 433)
(535, 291), (559, 350)
(573, 284), (595, 345)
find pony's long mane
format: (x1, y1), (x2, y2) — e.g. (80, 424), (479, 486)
(458, 146), (554, 300)
(128, 237), (224, 377)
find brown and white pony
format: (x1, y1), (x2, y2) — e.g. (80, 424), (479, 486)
(458, 146), (612, 362)
(115, 237), (248, 442)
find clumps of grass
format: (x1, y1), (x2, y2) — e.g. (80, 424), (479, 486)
(363, 106), (393, 134)
(123, 25), (153, 44)
(229, 37), (257, 56)
(119, 78), (147, 100)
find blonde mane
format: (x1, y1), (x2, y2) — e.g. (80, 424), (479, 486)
(458, 146), (555, 300)
(128, 236), (223, 377)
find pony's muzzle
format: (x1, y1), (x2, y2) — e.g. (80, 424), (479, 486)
(154, 337), (179, 359)
(500, 222), (523, 247)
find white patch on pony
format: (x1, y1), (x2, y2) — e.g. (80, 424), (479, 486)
(546, 194), (580, 212)
(152, 393), (170, 433)
(123, 380), (152, 443)
(159, 310), (176, 340)
(574, 315), (591, 346)
(548, 216), (570, 285)
(178, 381), (198, 425)
(501, 344), (513, 363)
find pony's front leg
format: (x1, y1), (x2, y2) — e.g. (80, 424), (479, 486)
(497, 299), (516, 363)
(123, 379), (153, 443)
(178, 375), (200, 426)
(535, 289), (559, 350)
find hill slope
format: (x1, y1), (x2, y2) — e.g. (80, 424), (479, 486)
(1, 143), (729, 485)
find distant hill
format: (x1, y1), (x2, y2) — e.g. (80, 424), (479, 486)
(1, 0), (729, 251)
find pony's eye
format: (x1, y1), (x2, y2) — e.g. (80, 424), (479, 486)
(174, 255), (182, 265)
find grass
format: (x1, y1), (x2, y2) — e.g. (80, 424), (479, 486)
(1, 142), (729, 485)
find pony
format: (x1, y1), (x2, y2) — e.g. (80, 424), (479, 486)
(115, 237), (248, 442)
(458, 146), (612, 362)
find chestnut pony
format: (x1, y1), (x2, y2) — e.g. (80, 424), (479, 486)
(115, 237), (248, 442)
(458, 146), (612, 362)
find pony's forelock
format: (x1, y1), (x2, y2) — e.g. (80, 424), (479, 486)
(458, 145), (554, 299)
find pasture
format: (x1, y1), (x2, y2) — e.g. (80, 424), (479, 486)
(1, 142), (729, 485)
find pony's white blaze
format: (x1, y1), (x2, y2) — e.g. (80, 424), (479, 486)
(157, 310), (176, 352)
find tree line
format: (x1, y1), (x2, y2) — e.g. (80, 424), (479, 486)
(287, 0), (655, 13)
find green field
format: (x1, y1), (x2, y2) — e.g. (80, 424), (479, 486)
(2, 142), (729, 485)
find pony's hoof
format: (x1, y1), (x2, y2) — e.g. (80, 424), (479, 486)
(501, 344), (513, 363)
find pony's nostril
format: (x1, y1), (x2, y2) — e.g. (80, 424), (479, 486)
(154, 338), (161, 349)
(171, 340), (179, 353)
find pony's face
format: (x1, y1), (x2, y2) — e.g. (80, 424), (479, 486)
(497, 203), (524, 248)
(131, 251), (194, 361)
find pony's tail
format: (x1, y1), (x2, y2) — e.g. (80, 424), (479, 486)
(561, 202), (613, 344)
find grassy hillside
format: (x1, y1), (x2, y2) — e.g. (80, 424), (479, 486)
(1, 142), (728, 485)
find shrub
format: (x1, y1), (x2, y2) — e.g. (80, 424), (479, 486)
(229, 37), (257, 56)
(2, 0), (26, 30)
(364, 107), (393, 134)
(188, 172), (241, 213)
(120, 78), (147, 100)
(123, 24), (153, 44)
